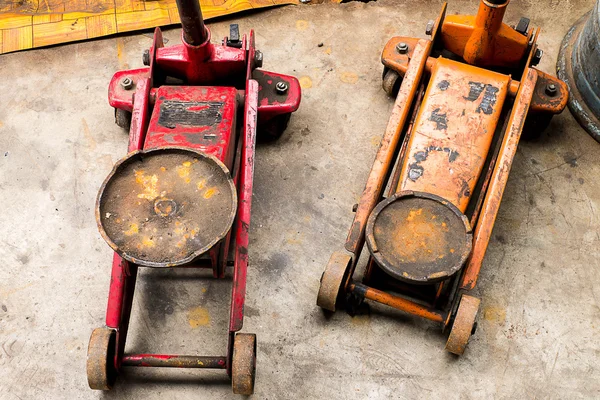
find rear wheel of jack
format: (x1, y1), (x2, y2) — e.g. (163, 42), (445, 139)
(382, 69), (402, 97)
(114, 108), (132, 131)
(445, 294), (480, 355)
(317, 251), (352, 311)
(87, 327), (118, 390)
(232, 333), (257, 395)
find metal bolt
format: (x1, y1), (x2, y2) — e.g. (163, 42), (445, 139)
(425, 20), (435, 36)
(275, 81), (288, 94)
(352, 203), (358, 212)
(531, 48), (543, 66)
(254, 50), (263, 68)
(545, 83), (557, 96)
(299, 0), (311, 3)
(396, 42), (409, 54)
(120, 77), (134, 90)
(142, 49), (150, 66)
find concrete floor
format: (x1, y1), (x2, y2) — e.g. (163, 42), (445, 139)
(1, 0), (600, 398)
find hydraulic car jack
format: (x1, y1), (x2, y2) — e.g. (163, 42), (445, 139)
(317, 0), (567, 355)
(86, 0), (300, 393)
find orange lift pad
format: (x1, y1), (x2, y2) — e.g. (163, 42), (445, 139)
(397, 57), (510, 212)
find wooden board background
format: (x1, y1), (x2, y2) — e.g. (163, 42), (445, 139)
(0, 0), (298, 54)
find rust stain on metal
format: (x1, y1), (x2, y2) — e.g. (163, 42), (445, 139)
(365, 192), (472, 284)
(345, 39), (433, 254)
(96, 147), (237, 268)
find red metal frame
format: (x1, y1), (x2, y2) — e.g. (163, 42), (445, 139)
(98, 22), (300, 383)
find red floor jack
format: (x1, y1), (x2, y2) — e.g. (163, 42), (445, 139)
(86, 0), (300, 394)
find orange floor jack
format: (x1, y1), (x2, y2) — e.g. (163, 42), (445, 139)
(317, 0), (567, 354)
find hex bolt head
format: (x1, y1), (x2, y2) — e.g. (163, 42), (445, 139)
(396, 42), (409, 54)
(142, 49), (150, 66)
(425, 20), (435, 36)
(531, 48), (543, 66)
(254, 50), (263, 68)
(275, 81), (288, 94)
(120, 77), (134, 90)
(299, 0), (311, 3)
(545, 83), (557, 96)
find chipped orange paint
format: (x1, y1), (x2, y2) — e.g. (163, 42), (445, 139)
(461, 68), (538, 291)
(346, 39), (433, 255)
(441, 0), (529, 68)
(396, 58), (510, 212)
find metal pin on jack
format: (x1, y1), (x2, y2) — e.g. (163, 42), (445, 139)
(275, 81), (289, 94)
(396, 42), (409, 54)
(120, 77), (134, 90)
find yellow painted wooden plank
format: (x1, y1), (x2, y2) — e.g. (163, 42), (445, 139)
(0, 0), (298, 54)
(2, 26), (32, 52)
(86, 14), (117, 38)
(116, 9), (170, 33)
(32, 14), (63, 24)
(0, 15), (32, 30)
(33, 17), (87, 47)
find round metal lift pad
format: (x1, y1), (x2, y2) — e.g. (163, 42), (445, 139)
(96, 147), (237, 267)
(365, 191), (472, 284)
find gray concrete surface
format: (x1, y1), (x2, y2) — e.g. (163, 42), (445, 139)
(1, 0), (600, 398)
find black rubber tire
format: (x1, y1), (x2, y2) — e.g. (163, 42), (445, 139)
(521, 113), (553, 141)
(257, 113), (292, 142)
(114, 108), (132, 131)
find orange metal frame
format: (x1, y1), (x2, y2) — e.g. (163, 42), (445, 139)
(320, 0), (568, 352)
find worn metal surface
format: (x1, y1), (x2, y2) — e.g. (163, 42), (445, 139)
(461, 68), (538, 291)
(365, 191), (472, 284)
(441, 0), (530, 68)
(349, 283), (446, 323)
(345, 39), (433, 255)
(396, 58), (510, 211)
(96, 147), (237, 267)
(231, 333), (257, 395)
(445, 294), (480, 355)
(86, 328), (117, 390)
(121, 354), (227, 368)
(557, 3), (600, 141)
(2, 1), (598, 398)
(316, 251), (352, 311)
(175, 0), (209, 46)
(144, 86), (238, 168)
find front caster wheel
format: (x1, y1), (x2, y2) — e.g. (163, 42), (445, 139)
(382, 68), (402, 97)
(445, 294), (480, 355)
(257, 113), (292, 142)
(316, 251), (352, 311)
(87, 327), (118, 390)
(114, 108), (132, 131)
(232, 333), (257, 395)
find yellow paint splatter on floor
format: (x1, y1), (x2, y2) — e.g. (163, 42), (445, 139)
(339, 72), (359, 84)
(296, 20), (309, 30)
(188, 306), (211, 328)
(299, 76), (313, 89)
(484, 306), (506, 324)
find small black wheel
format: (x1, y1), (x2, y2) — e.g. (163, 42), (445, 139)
(345, 292), (365, 317)
(382, 69), (402, 97)
(114, 108), (132, 131)
(232, 333), (257, 395)
(257, 113), (292, 142)
(87, 327), (118, 390)
(521, 113), (553, 140)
